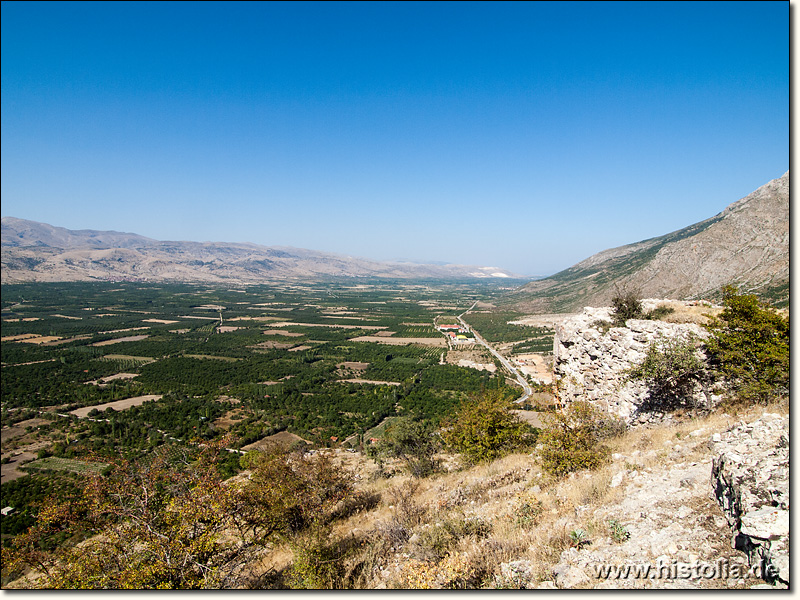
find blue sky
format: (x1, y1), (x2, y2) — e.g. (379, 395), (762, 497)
(1, 1), (788, 276)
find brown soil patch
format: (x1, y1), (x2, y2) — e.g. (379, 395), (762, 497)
(241, 431), (309, 451)
(1, 334), (39, 342)
(1, 419), (50, 445)
(42, 335), (92, 347)
(263, 330), (304, 337)
(51, 314), (82, 320)
(510, 409), (546, 428)
(288, 345), (313, 352)
(3, 358), (57, 367)
(1, 451), (39, 484)
(348, 336), (446, 347)
(250, 341), (293, 350)
(98, 327), (150, 334)
(338, 361), (370, 371)
(217, 326), (241, 333)
(271, 322), (387, 330)
(178, 315), (219, 320)
(513, 353), (553, 384)
(70, 395), (162, 418)
(213, 409), (245, 430)
(456, 358), (497, 372)
(85, 372), (139, 386)
(228, 316), (282, 322)
(143, 318), (179, 324)
(92, 335), (150, 347)
(373, 331), (397, 337)
(339, 379), (402, 386)
(19, 336), (62, 345)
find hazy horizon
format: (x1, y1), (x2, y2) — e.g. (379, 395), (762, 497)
(1, 2), (788, 276)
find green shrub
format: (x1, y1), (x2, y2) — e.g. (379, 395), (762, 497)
(537, 401), (616, 478)
(368, 417), (439, 478)
(441, 391), (535, 464)
(704, 286), (789, 404)
(627, 333), (708, 409)
(287, 526), (344, 589)
(610, 290), (644, 326)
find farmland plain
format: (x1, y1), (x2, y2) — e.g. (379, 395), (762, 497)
(1, 278), (554, 546)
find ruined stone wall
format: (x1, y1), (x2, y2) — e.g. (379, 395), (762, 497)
(711, 413), (789, 587)
(552, 301), (712, 422)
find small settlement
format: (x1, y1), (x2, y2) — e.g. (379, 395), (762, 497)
(436, 323), (475, 346)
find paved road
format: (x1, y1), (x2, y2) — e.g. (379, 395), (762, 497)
(457, 305), (533, 404)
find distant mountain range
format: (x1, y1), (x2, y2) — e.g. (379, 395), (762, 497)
(502, 171), (790, 311)
(0, 218), (523, 282)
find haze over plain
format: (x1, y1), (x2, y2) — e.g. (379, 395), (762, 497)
(0, 1), (788, 276)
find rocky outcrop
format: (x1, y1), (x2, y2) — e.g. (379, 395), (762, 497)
(711, 413), (789, 587)
(552, 301), (714, 422)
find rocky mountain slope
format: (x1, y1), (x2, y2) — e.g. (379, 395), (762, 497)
(503, 171), (789, 313)
(0, 217), (521, 282)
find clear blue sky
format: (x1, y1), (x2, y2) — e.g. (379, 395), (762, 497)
(1, 1), (788, 276)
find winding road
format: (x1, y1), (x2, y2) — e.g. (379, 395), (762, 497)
(457, 303), (533, 404)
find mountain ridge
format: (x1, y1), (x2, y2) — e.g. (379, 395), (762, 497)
(502, 171), (789, 312)
(0, 217), (523, 282)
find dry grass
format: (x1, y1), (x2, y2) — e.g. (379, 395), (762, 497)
(279, 400), (789, 589)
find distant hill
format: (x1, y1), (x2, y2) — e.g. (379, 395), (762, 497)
(502, 171), (789, 312)
(0, 218), (522, 283)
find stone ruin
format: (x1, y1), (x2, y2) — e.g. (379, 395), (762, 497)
(711, 413), (789, 587)
(552, 301), (719, 423)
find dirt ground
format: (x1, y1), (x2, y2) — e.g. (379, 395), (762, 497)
(241, 431), (310, 451)
(85, 373), (139, 386)
(271, 322), (387, 330)
(1, 450), (44, 484)
(513, 353), (553, 384)
(348, 336), (446, 347)
(18, 336), (63, 345)
(339, 379), (402, 386)
(250, 340), (294, 350)
(69, 395), (162, 418)
(91, 335), (150, 347)
(263, 330), (304, 337)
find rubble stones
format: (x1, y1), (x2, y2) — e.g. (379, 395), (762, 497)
(711, 413), (789, 587)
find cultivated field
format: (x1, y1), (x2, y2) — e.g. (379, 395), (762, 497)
(70, 395), (163, 418)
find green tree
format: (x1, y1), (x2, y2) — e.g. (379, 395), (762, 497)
(2, 443), (353, 589)
(704, 285), (789, 404)
(441, 391), (534, 463)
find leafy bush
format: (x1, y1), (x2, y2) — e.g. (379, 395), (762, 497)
(627, 333), (708, 409)
(441, 391), (535, 464)
(610, 290), (644, 326)
(537, 401), (618, 478)
(287, 527), (344, 589)
(368, 417), (440, 478)
(704, 286), (789, 404)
